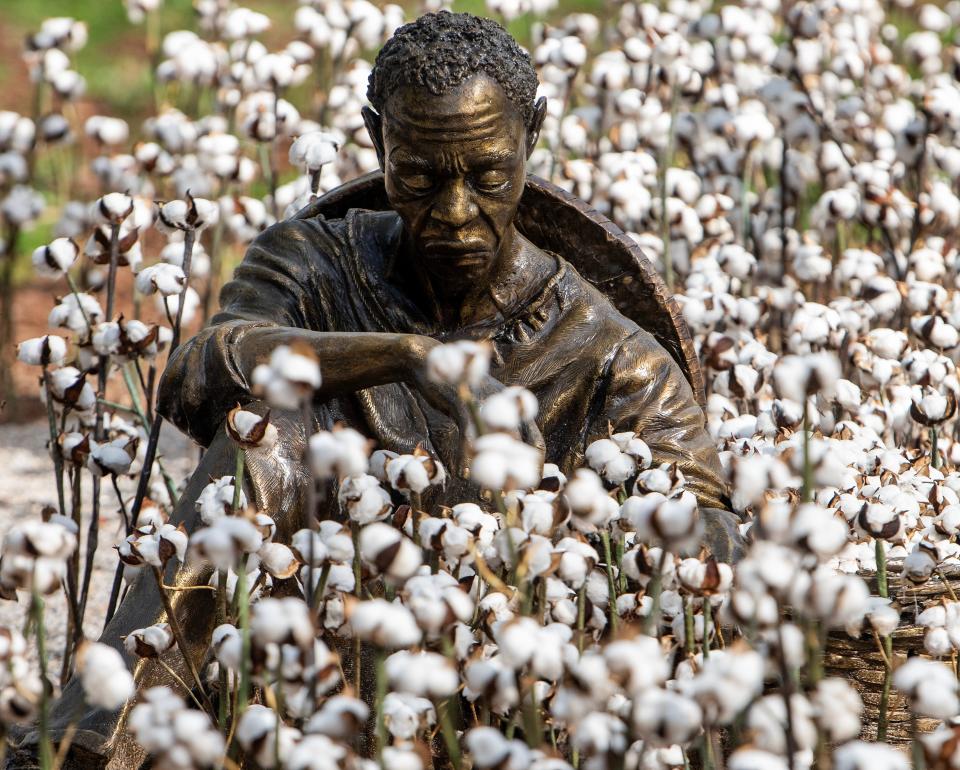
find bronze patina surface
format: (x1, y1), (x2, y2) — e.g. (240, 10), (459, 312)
(14, 11), (741, 768)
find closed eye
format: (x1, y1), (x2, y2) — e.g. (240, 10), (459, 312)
(472, 170), (511, 193)
(399, 173), (434, 193)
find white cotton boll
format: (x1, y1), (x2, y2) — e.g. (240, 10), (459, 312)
(308, 427), (370, 480)
(833, 379), (862, 413)
(793, 244), (832, 282)
(382, 693), (435, 742)
(156, 196), (218, 234)
(92, 191), (133, 225)
(359, 522), (422, 581)
(728, 749), (789, 770)
(893, 657), (959, 718)
(189, 517), (262, 570)
(136, 263), (187, 297)
(570, 712), (628, 756)
(16, 335), (67, 367)
(480, 387), (538, 433)
(32, 237), (79, 277)
(85, 116), (129, 146)
(303, 696), (370, 740)
(833, 742), (909, 770)
(123, 623), (174, 659)
(466, 727), (512, 768)
(289, 131), (340, 172)
(589, 444), (636, 486)
(196, 476), (244, 523)
(920, 3), (952, 30)
(385, 650), (459, 699)
(339, 474), (391, 524)
(810, 677), (862, 743)
(250, 597), (314, 648)
(470, 433), (543, 491)
(212, 624), (242, 670)
(257, 542), (299, 579)
(426, 340), (490, 388)
(924, 626), (953, 657)
(1, 185), (44, 226)
(237, 708), (300, 769)
(748, 693), (818, 754)
(219, 7), (271, 40)
(865, 598), (900, 637)
(251, 343), (322, 410)
(77, 642), (135, 710)
(632, 688), (703, 746)
(87, 438), (135, 477)
(350, 599), (421, 648)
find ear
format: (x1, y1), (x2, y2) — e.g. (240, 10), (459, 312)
(362, 106), (386, 172)
(525, 97), (548, 159)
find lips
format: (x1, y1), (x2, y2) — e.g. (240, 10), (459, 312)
(421, 240), (491, 269)
(423, 239), (489, 256)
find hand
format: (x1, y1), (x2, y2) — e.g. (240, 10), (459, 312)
(403, 335), (485, 473)
(403, 335), (544, 464)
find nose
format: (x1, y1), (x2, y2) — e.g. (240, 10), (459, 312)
(430, 177), (479, 228)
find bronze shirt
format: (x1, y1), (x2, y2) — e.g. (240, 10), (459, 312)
(158, 209), (730, 511)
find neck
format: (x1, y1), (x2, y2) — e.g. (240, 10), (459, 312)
(444, 228), (555, 329)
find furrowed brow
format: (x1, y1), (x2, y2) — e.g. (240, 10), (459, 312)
(472, 148), (518, 168)
(389, 149), (432, 170)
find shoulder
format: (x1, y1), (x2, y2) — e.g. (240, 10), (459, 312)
(548, 255), (641, 345)
(555, 261), (682, 382)
(242, 208), (401, 270)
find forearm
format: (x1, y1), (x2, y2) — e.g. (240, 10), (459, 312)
(236, 327), (425, 399)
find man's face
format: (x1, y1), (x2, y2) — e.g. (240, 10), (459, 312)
(378, 75), (528, 290)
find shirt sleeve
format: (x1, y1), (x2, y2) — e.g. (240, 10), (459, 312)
(157, 216), (344, 446)
(588, 328), (732, 511)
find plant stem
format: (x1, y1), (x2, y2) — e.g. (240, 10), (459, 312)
(600, 531), (618, 634)
(658, 86), (680, 292)
(217, 568), (229, 730)
(703, 599), (712, 659)
(801, 408), (813, 503)
(876, 540), (888, 599)
(351, 520), (362, 691)
(41, 369), (67, 519)
(643, 549), (668, 637)
(301, 399), (318, 608)
(700, 729), (714, 770)
(683, 595), (695, 656)
(232, 447), (245, 511)
(912, 712), (926, 770)
(150, 566), (215, 716)
(236, 564), (251, 716)
(126, 228), (197, 592)
(310, 562), (331, 608)
(158, 659), (207, 713)
(439, 696), (463, 770)
(374, 648), (387, 758)
(576, 582), (587, 653)
(32, 588), (52, 770)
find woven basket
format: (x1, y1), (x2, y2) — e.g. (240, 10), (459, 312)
(824, 561), (960, 743)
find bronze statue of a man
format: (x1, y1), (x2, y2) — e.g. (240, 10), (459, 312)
(161, 11), (733, 514)
(19, 11), (741, 769)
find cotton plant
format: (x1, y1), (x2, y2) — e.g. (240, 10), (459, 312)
(10, 0), (960, 768)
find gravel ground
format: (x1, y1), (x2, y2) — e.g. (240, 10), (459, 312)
(0, 419), (196, 673)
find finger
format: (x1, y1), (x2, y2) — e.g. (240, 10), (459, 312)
(522, 420), (545, 452)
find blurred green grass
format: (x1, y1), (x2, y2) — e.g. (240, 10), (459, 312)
(0, 0), (604, 121)
(0, 0), (602, 284)
(1, 0), (295, 120)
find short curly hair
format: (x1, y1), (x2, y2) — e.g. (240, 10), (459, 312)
(367, 11), (539, 124)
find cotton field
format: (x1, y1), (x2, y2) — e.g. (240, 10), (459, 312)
(4, 0), (960, 768)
